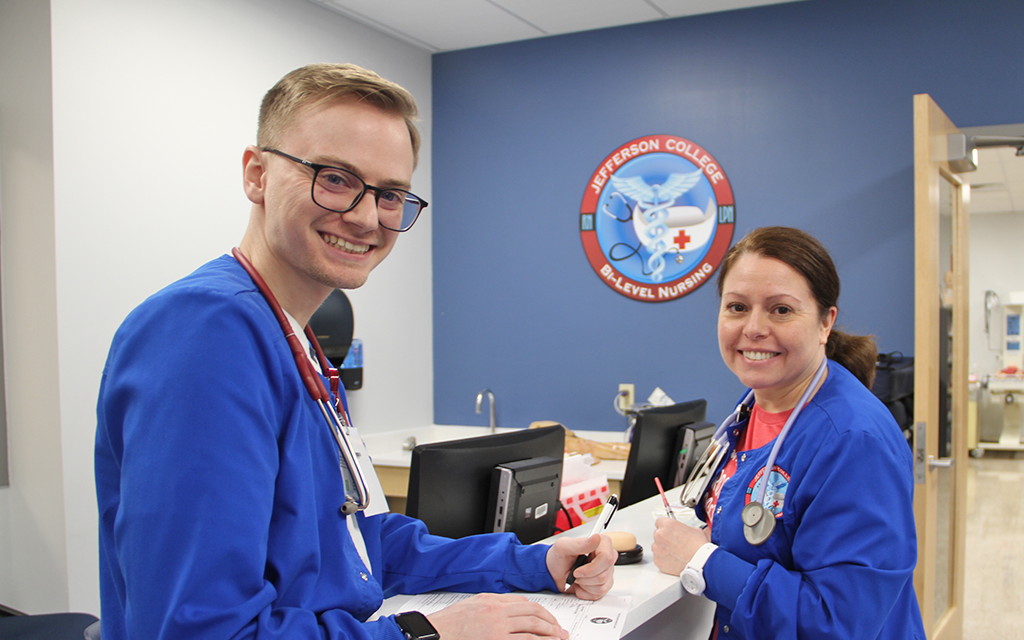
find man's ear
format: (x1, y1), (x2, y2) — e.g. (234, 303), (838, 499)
(242, 146), (266, 205)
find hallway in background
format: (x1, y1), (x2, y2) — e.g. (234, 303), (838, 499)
(964, 452), (1024, 636)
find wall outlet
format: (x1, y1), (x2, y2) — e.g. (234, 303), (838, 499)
(618, 383), (635, 411)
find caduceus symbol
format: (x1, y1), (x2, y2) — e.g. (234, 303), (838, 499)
(609, 170), (703, 281)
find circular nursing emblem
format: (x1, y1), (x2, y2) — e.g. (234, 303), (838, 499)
(745, 465), (791, 518)
(579, 135), (735, 302)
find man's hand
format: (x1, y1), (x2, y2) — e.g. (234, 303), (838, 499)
(545, 533), (616, 600)
(651, 517), (711, 576)
(426, 593), (567, 640)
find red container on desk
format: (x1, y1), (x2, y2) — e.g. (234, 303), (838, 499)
(556, 475), (610, 532)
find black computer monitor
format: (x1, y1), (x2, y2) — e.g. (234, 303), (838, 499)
(619, 399), (711, 508)
(406, 425), (565, 541)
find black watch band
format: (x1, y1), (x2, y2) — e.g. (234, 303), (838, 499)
(395, 610), (440, 640)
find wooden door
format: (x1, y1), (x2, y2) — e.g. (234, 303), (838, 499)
(913, 93), (969, 640)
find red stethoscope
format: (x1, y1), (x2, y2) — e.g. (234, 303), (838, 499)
(232, 247), (370, 515)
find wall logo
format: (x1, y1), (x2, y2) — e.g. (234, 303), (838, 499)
(580, 135), (735, 302)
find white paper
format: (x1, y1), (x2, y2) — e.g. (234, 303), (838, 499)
(389, 591), (632, 640)
(647, 386), (675, 406)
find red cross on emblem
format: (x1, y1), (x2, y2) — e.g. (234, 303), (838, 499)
(674, 228), (691, 249)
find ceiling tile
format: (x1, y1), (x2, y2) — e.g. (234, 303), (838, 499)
(498, 0), (666, 34)
(312, 0), (808, 51)
(971, 187), (1014, 216)
(653, 0), (806, 18)
(970, 146), (1024, 215)
(312, 0), (543, 51)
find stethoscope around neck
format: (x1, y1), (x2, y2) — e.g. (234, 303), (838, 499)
(681, 357), (828, 545)
(232, 247), (370, 515)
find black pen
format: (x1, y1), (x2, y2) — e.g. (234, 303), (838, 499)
(564, 494), (618, 590)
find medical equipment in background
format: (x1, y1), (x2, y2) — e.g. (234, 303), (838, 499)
(984, 291), (1024, 450)
(232, 247), (371, 515)
(1000, 295), (1023, 371)
(340, 339), (363, 390)
(984, 290), (1001, 350)
(308, 289), (363, 391)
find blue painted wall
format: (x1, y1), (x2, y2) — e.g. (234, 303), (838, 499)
(431, 0), (1024, 430)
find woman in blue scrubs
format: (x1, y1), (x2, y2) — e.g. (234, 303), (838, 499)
(652, 226), (926, 639)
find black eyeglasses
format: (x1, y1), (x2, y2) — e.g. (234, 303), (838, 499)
(263, 148), (427, 232)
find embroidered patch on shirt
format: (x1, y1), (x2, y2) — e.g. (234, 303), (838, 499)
(745, 465), (791, 518)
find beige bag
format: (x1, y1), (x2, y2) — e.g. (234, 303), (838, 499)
(530, 421), (630, 461)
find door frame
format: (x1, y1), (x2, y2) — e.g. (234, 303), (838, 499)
(912, 93), (969, 640)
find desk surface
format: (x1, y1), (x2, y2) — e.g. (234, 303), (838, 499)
(547, 483), (714, 637)
(379, 483), (715, 639)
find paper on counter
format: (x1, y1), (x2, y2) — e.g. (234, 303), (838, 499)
(647, 387), (675, 406)
(391, 591), (631, 640)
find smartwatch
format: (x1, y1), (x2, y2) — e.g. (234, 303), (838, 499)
(680, 542), (718, 596)
(395, 611), (440, 640)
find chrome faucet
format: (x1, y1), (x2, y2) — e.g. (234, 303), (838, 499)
(476, 388), (496, 433)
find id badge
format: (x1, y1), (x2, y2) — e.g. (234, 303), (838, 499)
(680, 441), (728, 508)
(348, 425), (391, 517)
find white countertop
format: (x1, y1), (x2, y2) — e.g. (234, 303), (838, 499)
(377, 482), (715, 638)
(546, 483), (713, 636)
(363, 425), (629, 481)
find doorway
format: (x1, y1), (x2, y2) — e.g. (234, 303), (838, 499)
(960, 123), (1024, 637)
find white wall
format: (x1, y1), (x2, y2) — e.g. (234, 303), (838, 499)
(0, 0), (69, 615)
(1, 0), (433, 615)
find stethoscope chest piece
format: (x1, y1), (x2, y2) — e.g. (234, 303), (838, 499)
(742, 501), (775, 545)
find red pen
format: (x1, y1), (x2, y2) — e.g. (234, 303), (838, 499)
(655, 477), (677, 520)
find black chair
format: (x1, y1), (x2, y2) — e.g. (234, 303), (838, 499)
(0, 612), (100, 639)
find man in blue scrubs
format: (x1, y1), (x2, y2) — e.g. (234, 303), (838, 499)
(95, 63), (615, 640)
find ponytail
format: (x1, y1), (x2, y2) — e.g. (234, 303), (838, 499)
(826, 329), (878, 389)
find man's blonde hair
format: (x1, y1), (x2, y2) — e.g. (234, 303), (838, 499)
(258, 63), (420, 166)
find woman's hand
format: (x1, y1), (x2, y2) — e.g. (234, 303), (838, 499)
(651, 517), (712, 576)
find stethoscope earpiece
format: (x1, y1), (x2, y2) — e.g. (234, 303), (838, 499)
(340, 500), (359, 516)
